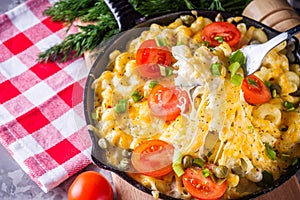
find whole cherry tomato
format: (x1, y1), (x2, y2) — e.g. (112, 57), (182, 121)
(68, 171), (114, 200)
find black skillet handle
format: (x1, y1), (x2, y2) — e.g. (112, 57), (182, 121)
(104, 0), (145, 31)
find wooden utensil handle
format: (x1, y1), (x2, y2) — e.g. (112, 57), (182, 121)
(243, 0), (300, 39)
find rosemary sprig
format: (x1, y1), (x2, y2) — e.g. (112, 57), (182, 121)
(209, 0), (225, 11)
(44, 0), (97, 23)
(38, 0), (252, 63)
(38, 1), (118, 62)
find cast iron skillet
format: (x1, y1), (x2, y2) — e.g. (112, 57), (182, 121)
(84, 0), (300, 199)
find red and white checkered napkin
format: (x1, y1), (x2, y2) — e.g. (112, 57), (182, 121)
(0, 0), (92, 192)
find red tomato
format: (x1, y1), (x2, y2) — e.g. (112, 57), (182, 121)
(148, 84), (190, 121)
(68, 171), (113, 200)
(131, 139), (174, 177)
(241, 74), (271, 105)
(136, 39), (172, 78)
(182, 168), (227, 200)
(202, 22), (241, 47)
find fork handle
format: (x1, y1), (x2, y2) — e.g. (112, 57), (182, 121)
(262, 24), (300, 55)
(286, 24), (300, 38)
(272, 24), (300, 45)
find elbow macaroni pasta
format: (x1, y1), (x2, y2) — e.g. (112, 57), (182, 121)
(92, 14), (300, 199)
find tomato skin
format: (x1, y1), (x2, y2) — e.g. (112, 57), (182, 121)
(136, 39), (172, 78)
(182, 168), (227, 200)
(202, 22), (241, 47)
(241, 74), (271, 105)
(131, 139), (174, 177)
(148, 84), (190, 121)
(68, 171), (114, 200)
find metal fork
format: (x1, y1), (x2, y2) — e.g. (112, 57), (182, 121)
(241, 24), (300, 76)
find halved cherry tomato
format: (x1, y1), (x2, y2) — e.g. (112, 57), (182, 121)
(131, 139), (174, 177)
(202, 22), (241, 47)
(68, 171), (113, 200)
(241, 74), (271, 105)
(148, 84), (190, 121)
(182, 167), (227, 200)
(136, 39), (172, 78)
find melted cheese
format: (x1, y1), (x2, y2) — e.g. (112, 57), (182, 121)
(93, 14), (300, 199)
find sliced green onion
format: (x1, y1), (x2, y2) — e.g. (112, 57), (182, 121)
(230, 74), (243, 86)
(155, 37), (167, 47)
(264, 81), (271, 88)
(149, 80), (158, 89)
(228, 62), (240, 77)
(172, 155), (185, 177)
(284, 101), (295, 111)
(214, 36), (224, 43)
(262, 170), (274, 185)
(272, 89), (278, 98)
(131, 91), (144, 103)
(292, 157), (299, 166)
(207, 151), (212, 158)
(92, 109), (100, 120)
(202, 168), (210, 178)
(115, 99), (127, 113)
(265, 143), (276, 160)
(270, 84), (281, 98)
(257, 170), (274, 187)
(230, 50), (246, 66)
(159, 65), (173, 76)
(193, 158), (205, 168)
(177, 40), (184, 46)
(263, 170), (273, 183)
(210, 63), (221, 76)
(280, 153), (290, 161)
(248, 125), (254, 133)
(200, 41), (210, 47)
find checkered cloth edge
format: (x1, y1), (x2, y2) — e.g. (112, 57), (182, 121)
(0, 0), (92, 192)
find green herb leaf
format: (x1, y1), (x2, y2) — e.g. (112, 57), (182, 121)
(155, 37), (168, 47)
(284, 101), (295, 111)
(115, 99), (127, 113)
(172, 154), (185, 177)
(211, 63), (221, 76)
(159, 65), (173, 76)
(228, 62), (240, 77)
(280, 153), (290, 161)
(149, 80), (158, 88)
(265, 143), (276, 160)
(257, 170), (273, 187)
(214, 36), (224, 43)
(292, 157), (299, 166)
(131, 91), (144, 103)
(230, 50), (246, 66)
(246, 77), (258, 87)
(202, 168), (210, 178)
(193, 158), (205, 168)
(230, 74), (243, 86)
